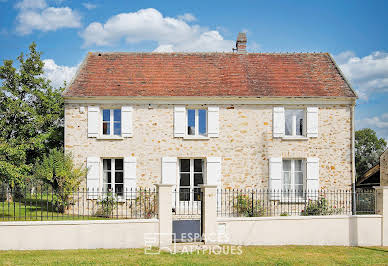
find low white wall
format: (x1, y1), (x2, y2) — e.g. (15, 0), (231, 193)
(0, 219), (159, 250)
(217, 215), (382, 246)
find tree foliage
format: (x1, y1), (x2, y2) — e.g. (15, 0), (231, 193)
(0, 42), (64, 186)
(355, 128), (387, 179)
(34, 148), (85, 213)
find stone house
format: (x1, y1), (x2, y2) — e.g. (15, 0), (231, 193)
(63, 33), (357, 203)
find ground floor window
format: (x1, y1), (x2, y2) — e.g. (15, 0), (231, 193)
(282, 159), (304, 197)
(179, 159), (204, 202)
(103, 158), (124, 196)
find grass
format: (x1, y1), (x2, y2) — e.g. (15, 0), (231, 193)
(0, 246), (387, 265)
(0, 197), (107, 221)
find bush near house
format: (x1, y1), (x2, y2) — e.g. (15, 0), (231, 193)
(301, 197), (343, 216)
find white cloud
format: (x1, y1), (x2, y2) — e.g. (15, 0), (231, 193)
(15, 0), (46, 9)
(82, 2), (97, 10)
(80, 8), (235, 52)
(357, 113), (388, 143)
(15, 0), (81, 35)
(335, 51), (388, 100)
(42, 59), (78, 89)
(177, 13), (196, 22)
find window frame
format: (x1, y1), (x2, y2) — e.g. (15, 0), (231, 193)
(178, 158), (205, 202)
(282, 159), (305, 200)
(102, 158), (124, 198)
(284, 108), (306, 137)
(101, 108), (122, 137)
(186, 108), (208, 137)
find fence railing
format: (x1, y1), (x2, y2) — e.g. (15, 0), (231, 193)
(172, 188), (201, 216)
(217, 188), (376, 217)
(0, 183), (158, 221)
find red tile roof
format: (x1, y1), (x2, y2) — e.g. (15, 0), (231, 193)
(63, 52), (356, 98)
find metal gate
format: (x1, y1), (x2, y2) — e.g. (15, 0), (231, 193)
(172, 188), (202, 242)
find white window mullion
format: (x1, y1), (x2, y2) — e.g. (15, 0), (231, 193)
(195, 110), (199, 136)
(292, 114), (296, 136)
(112, 159), (116, 193)
(110, 110), (114, 136)
(190, 159), (194, 202)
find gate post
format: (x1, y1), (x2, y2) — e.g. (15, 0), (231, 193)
(156, 184), (173, 248)
(375, 186), (388, 246)
(200, 184), (218, 244)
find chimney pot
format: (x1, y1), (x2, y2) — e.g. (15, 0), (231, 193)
(236, 32), (247, 54)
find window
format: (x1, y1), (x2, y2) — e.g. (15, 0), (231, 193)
(102, 109), (121, 136)
(285, 109), (304, 136)
(282, 159), (304, 197)
(179, 159), (204, 202)
(187, 109), (207, 136)
(103, 159), (124, 197)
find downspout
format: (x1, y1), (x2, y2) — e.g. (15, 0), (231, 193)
(351, 101), (356, 215)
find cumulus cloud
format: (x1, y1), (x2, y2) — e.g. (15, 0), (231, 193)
(15, 0), (81, 35)
(80, 8), (235, 52)
(335, 51), (388, 100)
(42, 59), (78, 89)
(177, 13), (196, 22)
(357, 113), (388, 142)
(82, 2), (97, 10)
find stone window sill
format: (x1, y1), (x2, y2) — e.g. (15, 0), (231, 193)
(96, 136), (124, 140)
(183, 136), (210, 140)
(282, 136), (308, 141)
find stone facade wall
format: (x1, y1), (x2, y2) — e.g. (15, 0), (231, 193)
(380, 149), (388, 186)
(64, 103), (353, 190)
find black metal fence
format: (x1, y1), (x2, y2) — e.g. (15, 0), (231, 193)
(0, 183), (158, 221)
(217, 188), (376, 217)
(172, 188), (201, 216)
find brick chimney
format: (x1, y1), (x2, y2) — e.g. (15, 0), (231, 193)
(235, 32), (247, 54)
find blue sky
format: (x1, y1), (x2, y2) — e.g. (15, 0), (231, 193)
(1, 0), (388, 141)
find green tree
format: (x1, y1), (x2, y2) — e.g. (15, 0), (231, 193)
(34, 149), (85, 213)
(0, 42), (64, 186)
(355, 128), (387, 179)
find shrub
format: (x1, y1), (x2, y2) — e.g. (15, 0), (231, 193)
(234, 194), (265, 217)
(33, 149), (86, 213)
(96, 191), (117, 218)
(301, 197), (342, 216)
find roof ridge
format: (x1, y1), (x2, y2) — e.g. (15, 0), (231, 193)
(88, 52), (329, 55)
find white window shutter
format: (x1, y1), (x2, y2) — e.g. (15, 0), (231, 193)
(273, 107), (285, 138)
(121, 106), (133, 138)
(174, 106), (186, 137)
(87, 157), (100, 199)
(206, 157), (222, 186)
(162, 157), (177, 208)
(306, 157), (319, 200)
(87, 106), (100, 138)
(269, 157), (282, 200)
(207, 106), (219, 138)
(124, 157), (136, 199)
(307, 107), (319, 138)
(207, 157), (222, 210)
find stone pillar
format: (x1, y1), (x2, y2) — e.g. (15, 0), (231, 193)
(200, 184), (218, 244)
(375, 186), (388, 246)
(155, 184), (173, 248)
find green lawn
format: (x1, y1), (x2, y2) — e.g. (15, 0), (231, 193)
(0, 246), (387, 265)
(0, 199), (108, 221)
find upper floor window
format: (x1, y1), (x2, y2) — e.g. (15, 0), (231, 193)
(187, 109), (207, 137)
(285, 109), (304, 136)
(102, 109), (121, 136)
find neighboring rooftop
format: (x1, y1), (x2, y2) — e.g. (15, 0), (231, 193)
(63, 33), (356, 98)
